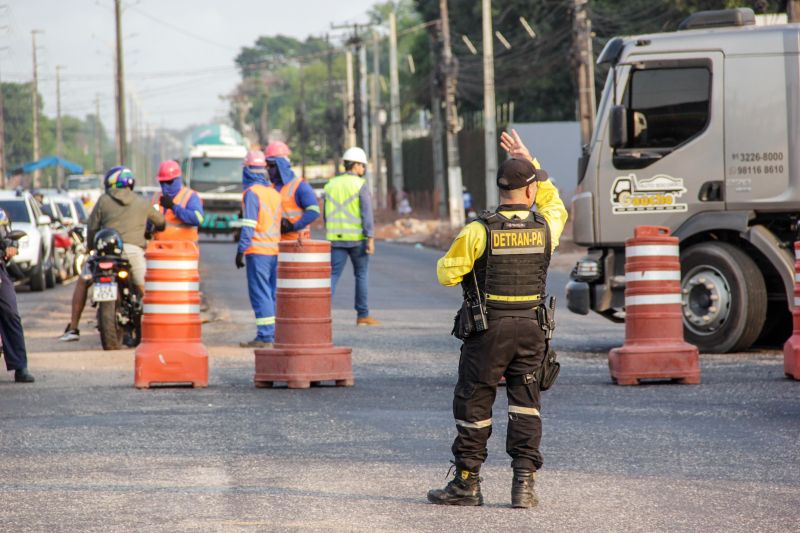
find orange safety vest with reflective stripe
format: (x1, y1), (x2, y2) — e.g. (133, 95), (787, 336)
(152, 186), (199, 242)
(244, 184), (281, 256)
(279, 178), (309, 241)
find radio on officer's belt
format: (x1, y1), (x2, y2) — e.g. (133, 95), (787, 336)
(470, 271), (488, 332)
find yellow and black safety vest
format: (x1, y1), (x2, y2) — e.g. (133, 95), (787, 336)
(463, 206), (551, 312)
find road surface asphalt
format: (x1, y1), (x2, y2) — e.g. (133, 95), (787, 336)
(1, 238), (798, 532)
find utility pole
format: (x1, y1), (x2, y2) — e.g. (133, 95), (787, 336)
(439, 0), (465, 228)
(573, 0), (596, 147)
(428, 23), (446, 219)
(94, 95), (103, 173)
(114, 0), (127, 165)
(482, 0), (498, 210)
(55, 65), (64, 188)
(325, 34), (340, 166)
(344, 49), (356, 148)
(259, 71), (269, 147)
(31, 30), (42, 187)
(0, 62), (6, 189)
(370, 33), (385, 208)
(358, 42), (369, 156)
(388, 10), (404, 197)
(128, 93), (136, 176)
(790, 1), (800, 22)
(298, 64), (307, 179)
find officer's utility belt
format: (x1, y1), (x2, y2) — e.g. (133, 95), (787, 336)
(486, 307), (539, 320)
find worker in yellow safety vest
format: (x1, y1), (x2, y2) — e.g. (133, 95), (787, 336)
(324, 146), (380, 326)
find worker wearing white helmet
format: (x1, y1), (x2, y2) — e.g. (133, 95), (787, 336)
(323, 146), (380, 326)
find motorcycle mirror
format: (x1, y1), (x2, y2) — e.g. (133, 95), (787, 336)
(7, 230), (27, 241)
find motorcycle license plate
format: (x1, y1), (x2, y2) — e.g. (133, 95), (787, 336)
(93, 282), (118, 302)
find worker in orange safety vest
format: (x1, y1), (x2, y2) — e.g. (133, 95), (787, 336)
(151, 160), (204, 242)
(236, 149), (282, 348)
(264, 141), (320, 241)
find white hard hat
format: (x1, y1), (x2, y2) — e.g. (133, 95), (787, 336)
(342, 146), (368, 165)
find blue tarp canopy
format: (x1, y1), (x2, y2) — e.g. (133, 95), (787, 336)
(10, 156), (84, 176)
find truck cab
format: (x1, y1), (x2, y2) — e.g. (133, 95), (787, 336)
(182, 139), (248, 237)
(567, 8), (800, 352)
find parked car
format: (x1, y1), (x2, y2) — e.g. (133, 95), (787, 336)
(0, 190), (57, 291)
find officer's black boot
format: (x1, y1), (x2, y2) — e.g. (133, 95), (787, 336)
(14, 368), (35, 383)
(427, 465), (483, 506)
(511, 468), (538, 508)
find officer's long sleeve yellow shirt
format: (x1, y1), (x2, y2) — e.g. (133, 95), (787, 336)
(436, 178), (568, 287)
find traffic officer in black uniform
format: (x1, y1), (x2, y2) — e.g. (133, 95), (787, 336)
(0, 208), (35, 383)
(428, 130), (567, 508)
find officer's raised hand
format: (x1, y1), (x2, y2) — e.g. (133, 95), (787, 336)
(500, 129), (533, 162)
(235, 251), (245, 269)
(159, 195), (174, 211)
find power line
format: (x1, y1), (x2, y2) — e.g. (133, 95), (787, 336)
(129, 5), (237, 51)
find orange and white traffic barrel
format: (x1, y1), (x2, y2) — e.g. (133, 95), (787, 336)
(608, 226), (700, 385)
(254, 239), (353, 389)
(134, 241), (208, 388)
(783, 242), (800, 380)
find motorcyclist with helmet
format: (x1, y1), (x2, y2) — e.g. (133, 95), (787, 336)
(0, 208), (35, 382)
(59, 166), (165, 342)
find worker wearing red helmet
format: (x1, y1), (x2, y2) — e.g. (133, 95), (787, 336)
(264, 141), (320, 241)
(151, 160), (204, 242)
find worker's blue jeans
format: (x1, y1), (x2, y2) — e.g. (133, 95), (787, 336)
(246, 253), (277, 342)
(331, 242), (369, 319)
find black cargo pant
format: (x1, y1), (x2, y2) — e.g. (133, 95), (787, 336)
(452, 316), (547, 472)
(0, 265), (28, 371)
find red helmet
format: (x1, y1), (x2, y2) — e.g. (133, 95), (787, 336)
(264, 141), (291, 159)
(157, 160), (181, 182)
(244, 149), (267, 168)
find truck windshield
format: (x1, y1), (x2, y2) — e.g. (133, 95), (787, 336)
(0, 200), (32, 223)
(66, 176), (101, 190)
(189, 158), (243, 193)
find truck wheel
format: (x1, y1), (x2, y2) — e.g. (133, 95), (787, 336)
(98, 301), (123, 350)
(29, 250), (46, 292)
(681, 242), (766, 353)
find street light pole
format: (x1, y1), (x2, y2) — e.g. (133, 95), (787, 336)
(482, 0), (498, 211)
(439, 0), (465, 228)
(114, 0), (127, 165)
(388, 9), (404, 198)
(56, 65), (64, 188)
(31, 30), (42, 187)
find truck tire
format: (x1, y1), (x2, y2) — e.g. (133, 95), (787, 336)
(681, 242), (767, 353)
(98, 301), (123, 350)
(29, 250), (46, 292)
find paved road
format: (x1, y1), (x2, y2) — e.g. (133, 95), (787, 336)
(1, 239), (798, 532)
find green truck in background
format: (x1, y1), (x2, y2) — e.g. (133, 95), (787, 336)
(181, 124), (249, 237)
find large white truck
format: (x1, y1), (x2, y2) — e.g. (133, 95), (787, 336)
(566, 8), (800, 353)
(181, 124), (248, 237)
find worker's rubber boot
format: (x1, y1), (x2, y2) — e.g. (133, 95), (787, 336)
(427, 466), (483, 506)
(511, 468), (538, 508)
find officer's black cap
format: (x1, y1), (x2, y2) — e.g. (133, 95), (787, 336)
(496, 158), (548, 190)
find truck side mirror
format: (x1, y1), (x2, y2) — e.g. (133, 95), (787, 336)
(609, 105), (628, 149)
